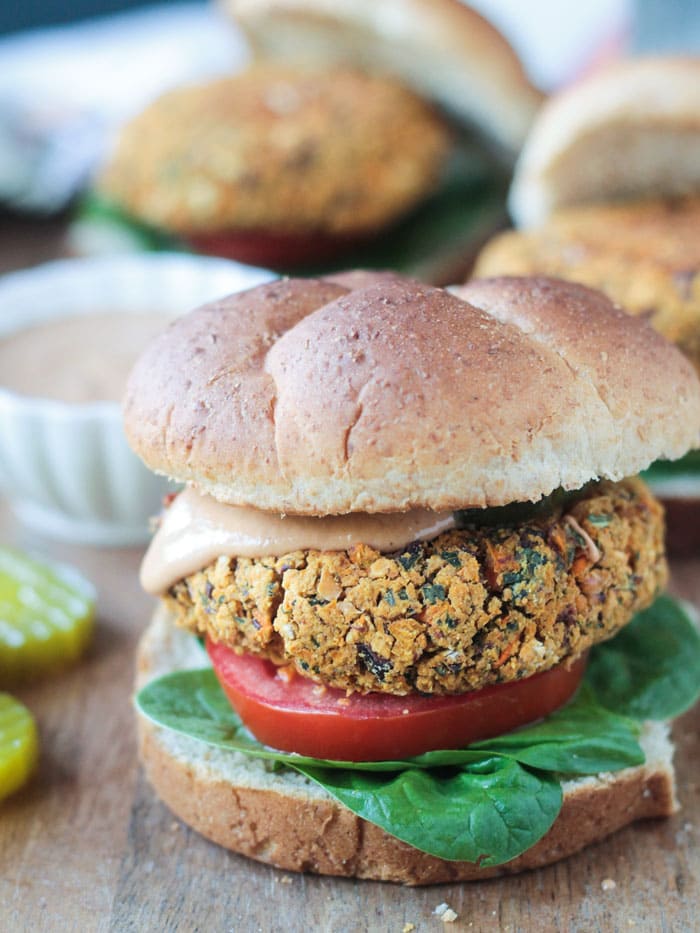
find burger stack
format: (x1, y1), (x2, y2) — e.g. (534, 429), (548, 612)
(118, 10), (700, 886)
(129, 273), (700, 882)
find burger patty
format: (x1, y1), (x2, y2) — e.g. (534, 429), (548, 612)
(99, 67), (450, 237)
(475, 197), (700, 373)
(166, 478), (665, 696)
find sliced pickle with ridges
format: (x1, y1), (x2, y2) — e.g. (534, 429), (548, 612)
(0, 693), (38, 801)
(0, 547), (95, 686)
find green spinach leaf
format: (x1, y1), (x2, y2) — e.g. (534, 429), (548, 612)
(297, 756), (562, 866)
(642, 450), (700, 483)
(467, 683), (643, 773)
(137, 668), (323, 768)
(134, 594), (700, 865)
(587, 595), (700, 720)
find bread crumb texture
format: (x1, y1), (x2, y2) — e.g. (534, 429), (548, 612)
(434, 903), (459, 922)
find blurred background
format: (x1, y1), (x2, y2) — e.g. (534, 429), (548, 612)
(0, 0), (696, 218)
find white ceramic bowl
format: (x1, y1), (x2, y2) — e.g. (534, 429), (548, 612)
(0, 253), (275, 546)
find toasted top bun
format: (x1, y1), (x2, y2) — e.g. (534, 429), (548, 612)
(510, 57), (700, 227)
(222, 0), (542, 159)
(123, 273), (700, 515)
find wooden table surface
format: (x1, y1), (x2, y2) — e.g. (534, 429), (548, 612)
(0, 222), (698, 933)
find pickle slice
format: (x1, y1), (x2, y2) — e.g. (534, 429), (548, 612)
(0, 693), (38, 801)
(0, 548), (95, 686)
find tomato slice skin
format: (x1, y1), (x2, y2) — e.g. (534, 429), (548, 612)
(187, 228), (372, 269)
(206, 640), (587, 762)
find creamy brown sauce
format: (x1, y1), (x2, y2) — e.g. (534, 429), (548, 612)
(141, 487), (456, 595)
(0, 312), (174, 403)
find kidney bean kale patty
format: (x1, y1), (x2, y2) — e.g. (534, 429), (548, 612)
(168, 478), (665, 696)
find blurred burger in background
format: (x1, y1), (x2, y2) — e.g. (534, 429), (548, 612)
(474, 56), (700, 550)
(94, 67), (453, 269)
(77, 0), (542, 283)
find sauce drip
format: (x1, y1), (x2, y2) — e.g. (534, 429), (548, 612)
(141, 487), (456, 594)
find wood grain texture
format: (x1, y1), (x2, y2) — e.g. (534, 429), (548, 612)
(0, 224), (698, 932)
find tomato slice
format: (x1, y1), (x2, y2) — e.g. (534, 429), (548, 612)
(206, 640), (587, 762)
(187, 228), (372, 269)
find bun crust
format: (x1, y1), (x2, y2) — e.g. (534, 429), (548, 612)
(124, 274), (700, 515)
(474, 198), (700, 373)
(135, 608), (677, 885)
(509, 57), (700, 226)
(222, 0), (542, 158)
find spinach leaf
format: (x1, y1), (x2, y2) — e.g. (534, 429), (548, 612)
(297, 756), (562, 866)
(137, 668), (324, 769)
(134, 594), (700, 865)
(454, 486), (585, 528)
(642, 450), (700, 483)
(467, 683), (643, 773)
(587, 595), (700, 720)
(77, 192), (182, 252)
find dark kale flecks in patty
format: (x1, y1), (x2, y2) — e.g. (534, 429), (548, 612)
(167, 478), (665, 696)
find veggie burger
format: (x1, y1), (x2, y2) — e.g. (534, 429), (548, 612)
(128, 273), (700, 883)
(81, 1), (542, 280)
(475, 57), (700, 551)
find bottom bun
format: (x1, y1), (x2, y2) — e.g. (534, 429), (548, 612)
(135, 607), (677, 885)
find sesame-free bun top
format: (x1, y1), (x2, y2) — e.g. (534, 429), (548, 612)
(509, 57), (700, 227)
(123, 274), (700, 515)
(222, 0), (542, 159)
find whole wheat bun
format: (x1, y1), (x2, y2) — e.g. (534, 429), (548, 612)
(123, 274), (700, 515)
(135, 606), (677, 885)
(509, 57), (700, 227)
(221, 0), (542, 159)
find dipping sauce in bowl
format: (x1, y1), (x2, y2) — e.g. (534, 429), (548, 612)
(0, 312), (174, 403)
(0, 253), (274, 545)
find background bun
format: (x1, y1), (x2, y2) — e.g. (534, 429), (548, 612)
(473, 198), (700, 372)
(509, 57), (700, 226)
(124, 274), (700, 514)
(136, 608), (677, 885)
(222, 0), (543, 158)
